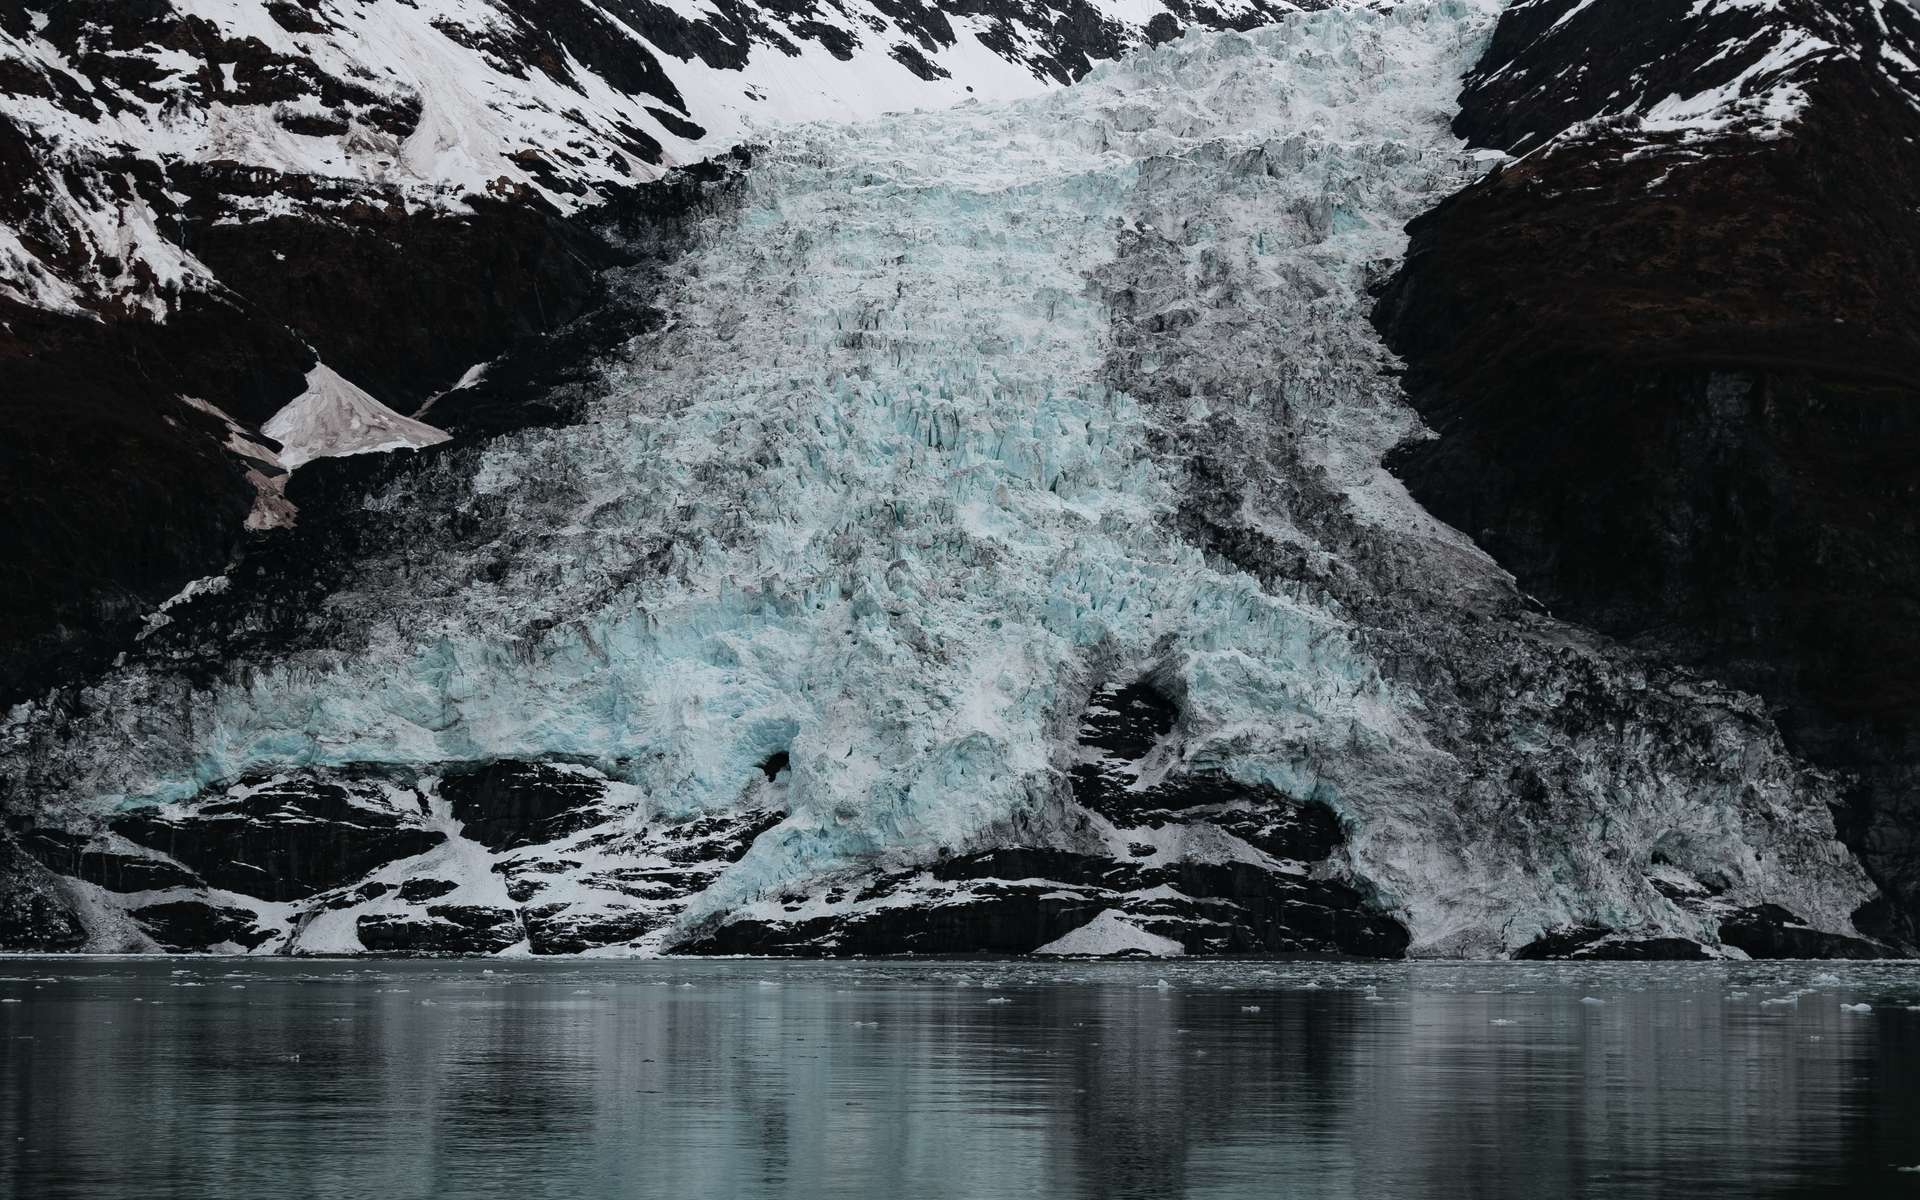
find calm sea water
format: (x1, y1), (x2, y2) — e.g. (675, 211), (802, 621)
(2, 958), (1918, 1199)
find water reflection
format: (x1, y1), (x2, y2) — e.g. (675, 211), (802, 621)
(2, 960), (1917, 1199)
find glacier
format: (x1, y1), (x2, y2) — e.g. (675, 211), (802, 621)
(0, 0), (1885, 957)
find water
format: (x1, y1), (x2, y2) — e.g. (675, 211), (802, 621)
(2, 959), (1918, 1199)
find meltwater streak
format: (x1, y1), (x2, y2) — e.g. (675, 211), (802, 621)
(2, 960), (1919, 1200)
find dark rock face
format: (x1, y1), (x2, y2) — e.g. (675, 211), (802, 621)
(8, 754), (798, 954)
(1071, 682), (1344, 865)
(321, 881), (393, 911)
(520, 905), (662, 955)
(181, 194), (622, 419)
(357, 905), (523, 955)
(397, 878), (460, 903)
(131, 900), (278, 951)
(442, 762), (612, 852)
(682, 885), (1108, 956)
(0, 280), (307, 708)
(511, 805), (789, 953)
(0, 153), (741, 712)
(1374, 0), (1920, 948)
(16, 830), (202, 894)
(681, 682), (1409, 958)
(110, 772), (444, 901)
(1718, 904), (1889, 962)
(684, 846), (1409, 958)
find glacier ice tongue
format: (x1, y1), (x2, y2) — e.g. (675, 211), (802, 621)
(2, 0), (1882, 956)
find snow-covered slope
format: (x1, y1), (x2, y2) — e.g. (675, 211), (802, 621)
(1464, 0), (1920, 150)
(2, 0), (1890, 960)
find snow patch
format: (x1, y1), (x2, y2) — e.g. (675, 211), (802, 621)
(262, 363), (451, 470)
(1036, 909), (1186, 957)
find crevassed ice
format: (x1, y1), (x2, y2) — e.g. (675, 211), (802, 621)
(15, 1), (1871, 949)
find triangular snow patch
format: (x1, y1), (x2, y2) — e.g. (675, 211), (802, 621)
(263, 363), (450, 470)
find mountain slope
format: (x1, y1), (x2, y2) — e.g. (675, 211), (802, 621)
(1374, 0), (1920, 946)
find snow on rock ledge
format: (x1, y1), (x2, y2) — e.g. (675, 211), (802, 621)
(262, 363), (451, 470)
(1037, 911), (1187, 957)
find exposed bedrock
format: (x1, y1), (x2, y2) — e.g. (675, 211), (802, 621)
(108, 772), (446, 902)
(1716, 904), (1890, 963)
(440, 761), (614, 852)
(1374, 0), (1920, 947)
(132, 900), (279, 952)
(681, 680), (1413, 958)
(1512, 928), (1713, 964)
(357, 906), (524, 955)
